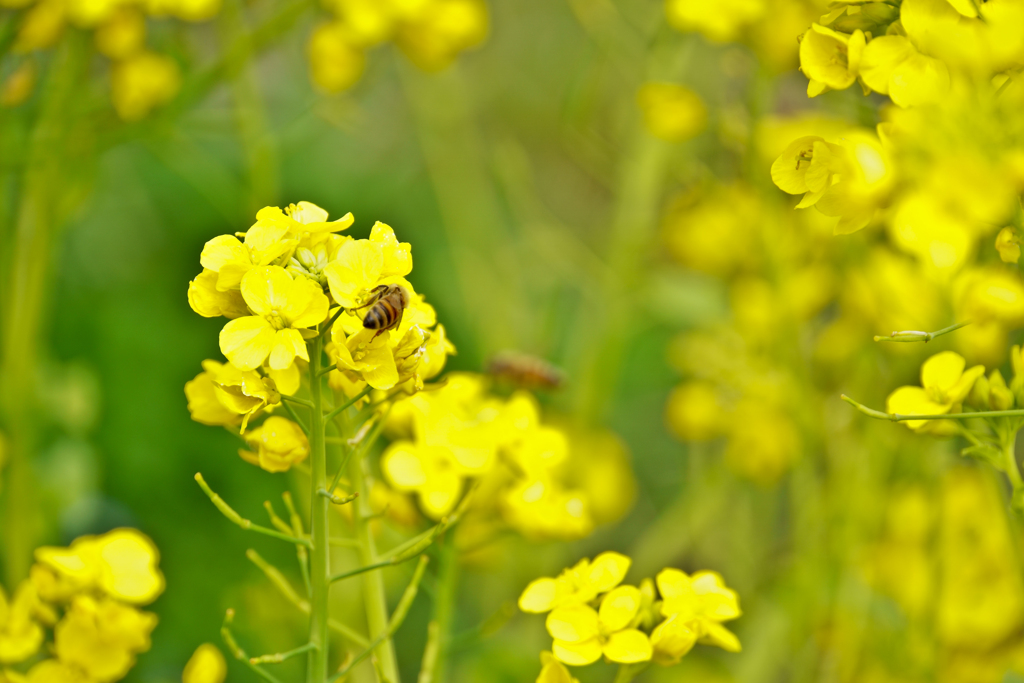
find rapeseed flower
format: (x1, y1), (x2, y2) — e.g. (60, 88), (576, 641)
(239, 416), (309, 473)
(219, 266), (329, 371)
(518, 552), (631, 613)
(183, 643), (227, 683)
(655, 569), (741, 653)
(545, 587), (652, 665)
(799, 24), (865, 97)
(0, 582), (44, 664)
(636, 83), (707, 142)
(665, 0), (764, 43)
(110, 51), (181, 121)
(886, 351), (985, 432)
(53, 595), (157, 682)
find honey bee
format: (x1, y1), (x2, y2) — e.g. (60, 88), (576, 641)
(487, 351), (565, 391)
(354, 284), (410, 338)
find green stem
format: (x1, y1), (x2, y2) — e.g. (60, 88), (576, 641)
(422, 540), (459, 683)
(873, 321), (970, 343)
(350, 440), (401, 681)
(612, 662), (649, 683)
(323, 386), (373, 424)
(307, 334), (330, 683)
(1004, 433), (1023, 491)
(842, 394), (1024, 422)
(194, 474), (310, 547)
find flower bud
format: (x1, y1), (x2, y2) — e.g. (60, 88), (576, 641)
(968, 373), (990, 410)
(989, 370), (1015, 410)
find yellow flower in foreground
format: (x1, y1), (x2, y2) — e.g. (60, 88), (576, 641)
(182, 643), (227, 683)
(519, 552), (631, 613)
(536, 651), (579, 683)
(996, 227), (1021, 264)
(546, 586), (653, 665)
(111, 51), (181, 121)
(655, 569), (741, 655)
(0, 582), (44, 664)
(771, 136), (845, 209)
(325, 222), (412, 308)
(239, 416), (309, 473)
(35, 529), (165, 605)
(185, 360), (288, 431)
(799, 24), (865, 96)
(219, 266), (328, 371)
(637, 83), (707, 142)
(886, 351), (985, 431)
(187, 270), (249, 319)
(54, 596), (156, 683)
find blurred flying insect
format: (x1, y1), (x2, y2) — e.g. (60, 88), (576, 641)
(354, 284), (410, 338)
(488, 351), (565, 391)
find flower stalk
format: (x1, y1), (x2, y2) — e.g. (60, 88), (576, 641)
(307, 332), (330, 682)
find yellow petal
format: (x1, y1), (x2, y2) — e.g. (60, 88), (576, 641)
(546, 604), (600, 643)
(699, 622), (742, 652)
(921, 351), (967, 394)
(325, 240), (385, 308)
(948, 364), (986, 405)
(602, 629), (652, 664)
(183, 644), (226, 683)
(240, 266), (295, 318)
(598, 585), (642, 632)
(771, 136), (824, 195)
(419, 467), (462, 519)
(219, 317), (275, 371)
(888, 52), (949, 107)
(650, 615), (697, 665)
(551, 637), (602, 667)
(370, 222), (413, 278)
(886, 386), (949, 430)
(536, 652), (577, 683)
(268, 329), (307, 371)
(285, 278), (329, 329)
(586, 552), (630, 593)
(655, 568), (692, 602)
(381, 443), (428, 489)
(94, 529), (165, 605)
(199, 235), (247, 274)
(860, 35), (915, 94)
(519, 578), (558, 614)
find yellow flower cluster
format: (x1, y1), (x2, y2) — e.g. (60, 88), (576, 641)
(863, 468), (1024, 681)
(773, 0), (1024, 283)
(307, 0), (488, 93)
(518, 552), (740, 677)
(0, 0), (216, 117)
(186, 201), (453, 472)
(380, 374), (605, 539)
(0, 529), (162, 682)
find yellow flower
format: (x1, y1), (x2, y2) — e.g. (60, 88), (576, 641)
(771, 136), (846, 209)
(665, 380), (724, 442)
(536, 651), (579, 683)
(25, 660), (90, 683)
(111, 51), (181, 121)
(239, 416), (309, 473)
(200, 220), (295, 294)
(35, 528), (165, 605)
(187, 270), (249, 319)
(325, 221), (412, 309)
(182, 643), (227, 683)
(996, 227), (1021, 264)
(665, 0), (764, 43)
(0, 582), (44, 664)
(799, 24), (866, 96)
(724, 400), (799, 485)
(219, 266), (329, 371)
(394, 0), (489, 71)
(95, 7), (146, 59)
(308, 21), (367, 93)
(54, 595), (157, 683)
(13, 0), (65, 54)
(518, 552), (631, 613)
(655, 569), (741, 653)
(332, 328), (401, 390)
(502, 479), (593, 541)
(380, 442), (463, 518)
(636, 83), (707, 142)
(860, 35), (949, 107)
(886, 351), (985, 431)
(545, 586), (652, 666)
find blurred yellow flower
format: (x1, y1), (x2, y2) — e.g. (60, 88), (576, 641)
(110, 51), (180, 121)
(545, 586), (652, 665)
(0, 60), (36, 107)
(655, 569), (741, 653)
(724, 400), (799, 485)
(182, 643), (227, 683)
(395, 0), (489, 72)
(886, 351), (984, 431)
(219, 266), (329, 371)
(25, 659), (89, 683)
(636, 83), (707, 142)
(308, 21), (367, 93)
(665, 0), (764, 43)
(860, 35), (949, 107)
(996, 227), (1021, 264)
(0, 582), (44, 664)
(94, 8), (146, 59)
(239, 416), (309, 473)
(35, 529), (165, 605)
(665, 380), (724, 442)
(535, 651), (579, 683)
(53, 595), (157, 682)
(518, 552), (630, 613)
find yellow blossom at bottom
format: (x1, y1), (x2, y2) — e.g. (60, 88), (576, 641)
(183, 643), (227, 683)
(54, 596), (157, 683)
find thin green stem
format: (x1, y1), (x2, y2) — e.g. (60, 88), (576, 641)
(282, 395), (314, 409)
(842, 394), (1024, 422)
(306, 334), (330, 683)
(350, 438), (401, 681)
(330, 557), (430, 682)
(612, 662), (650, 683)
(1004, 434), (1023, 491)
(873, 321), (971, 343)
(323, 386), (373, 424)
(251, 642), (318, 665)
(282, 399), (309, 433)
(282, 492), (312, 599)
(328, 406), (389, 496)
(194, 474), (310, 547)
(422, 541), (458, 683)
(222, 610), (286, 683)
(317, 363), (337, 378)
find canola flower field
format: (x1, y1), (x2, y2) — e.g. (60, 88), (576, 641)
(3, 0), (1024, 682)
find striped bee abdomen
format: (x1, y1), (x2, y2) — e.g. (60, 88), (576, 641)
(363, 300), (398, 330)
